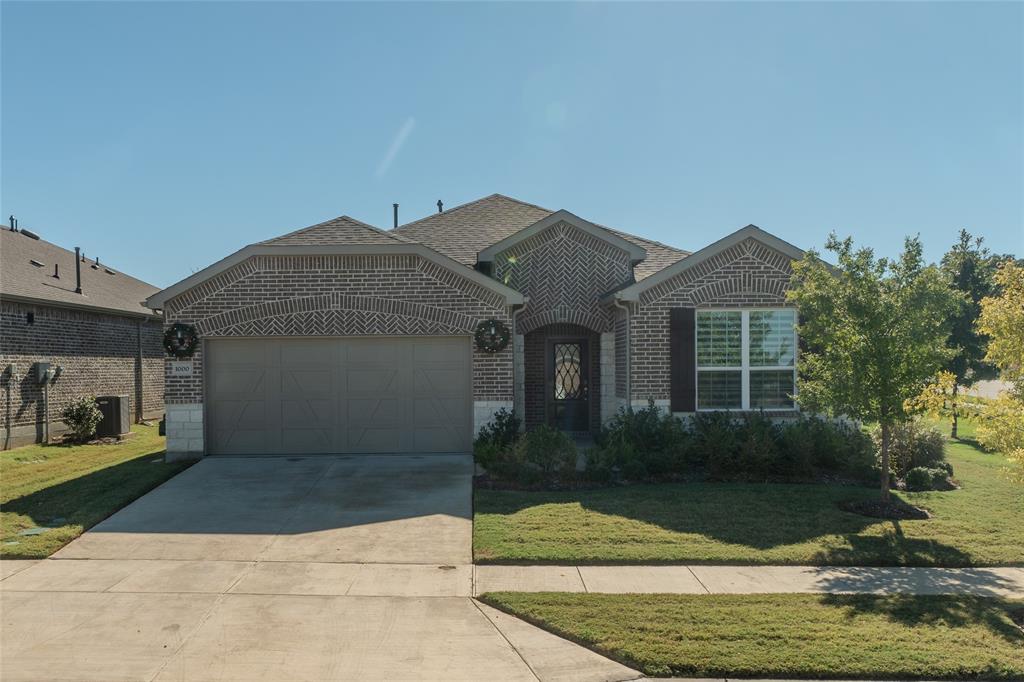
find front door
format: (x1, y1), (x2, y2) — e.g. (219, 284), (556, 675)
(547, 338), (589, 432)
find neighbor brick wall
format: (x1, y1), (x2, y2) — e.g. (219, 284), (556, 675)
(493, 221), (633, 334)
(630, 237), (796, 401)
(0, 300), (164, 447)
(161, 254), (514, 405)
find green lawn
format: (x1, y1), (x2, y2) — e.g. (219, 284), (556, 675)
(474, 426), (1024, 566)
(481, 592), (1024, 680)
(1, 424), (192, 558)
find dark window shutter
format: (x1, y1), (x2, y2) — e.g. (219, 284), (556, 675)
(669, 307), (696, 412)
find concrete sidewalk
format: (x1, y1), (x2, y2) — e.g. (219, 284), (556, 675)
(474, 564), (1024, 597)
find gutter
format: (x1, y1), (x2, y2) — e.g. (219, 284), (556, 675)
(0, 293), (161, 321)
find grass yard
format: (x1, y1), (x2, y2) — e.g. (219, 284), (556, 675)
(1, 424), (191, 558)
(474, 423), (1024, 566)
(481, 592), (1024, 679)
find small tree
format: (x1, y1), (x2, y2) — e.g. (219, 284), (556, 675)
(976, 260), (1024, 482)
(787, 234), (959, 501)
(61, 396), (103, 443)
(940, 230), (999, 437)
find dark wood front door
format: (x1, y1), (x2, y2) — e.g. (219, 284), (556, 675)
(547, 338), (589, 432)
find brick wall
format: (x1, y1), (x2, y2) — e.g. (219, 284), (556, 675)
(0, 300), (164, 448)
(630, 237), (795, 401)
(493, 221), (632, 334)
(162, 254), (514, 405)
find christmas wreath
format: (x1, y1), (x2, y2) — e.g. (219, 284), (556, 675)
(163, 323), (199, 358)
(474, 318), (511, 353)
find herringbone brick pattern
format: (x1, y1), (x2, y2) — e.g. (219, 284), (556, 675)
(631, 237), (796, 401)
(162, 254), (512, 404)
(494, 221), (631, 334)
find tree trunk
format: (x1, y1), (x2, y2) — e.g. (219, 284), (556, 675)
(950, 384), (959, 439)
(879, 421), (891, 502)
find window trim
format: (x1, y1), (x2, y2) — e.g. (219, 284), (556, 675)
(695, 308), (798, 411)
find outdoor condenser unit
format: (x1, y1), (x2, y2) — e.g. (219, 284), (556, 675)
(95, 395), (131, 437)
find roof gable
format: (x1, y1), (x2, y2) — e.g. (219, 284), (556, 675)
(609, 224), (804, 302)
(391, 193), (688, 278)
(261, 215), (410, 245)
(477, 210), (647, 264)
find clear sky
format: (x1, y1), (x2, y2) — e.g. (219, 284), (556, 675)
(2, 1), (1021, 288)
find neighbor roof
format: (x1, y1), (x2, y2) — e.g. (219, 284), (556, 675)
(0, 228), (160, 318)
(260, 215), (413, 246)
(392, 194), (690, 280)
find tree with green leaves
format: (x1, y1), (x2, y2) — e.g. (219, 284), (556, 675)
(787, 234), (960, 502)
(940, 230), (999, 438)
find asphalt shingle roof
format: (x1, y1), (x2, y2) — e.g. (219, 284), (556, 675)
(260, 215), (413, 245)
(0, 229), (159, 317)
(392, 194), (689, 280)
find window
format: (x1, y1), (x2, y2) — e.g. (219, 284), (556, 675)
(696, 309), (796, 410)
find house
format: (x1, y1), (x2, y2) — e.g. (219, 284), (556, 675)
(0, 223), (165, 448)
(145, 194), (804, 460)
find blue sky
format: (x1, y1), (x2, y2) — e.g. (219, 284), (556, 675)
(2, 1), (1021, 288)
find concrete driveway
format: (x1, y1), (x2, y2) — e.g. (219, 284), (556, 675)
(0, 455), (636, 682)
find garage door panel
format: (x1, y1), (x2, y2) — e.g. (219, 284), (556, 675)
(414, 367), (467, 394)
(346, 368), (401, 394)
(206, 337), (470, 455)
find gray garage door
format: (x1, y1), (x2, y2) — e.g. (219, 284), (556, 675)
(205, 337), (472, 455)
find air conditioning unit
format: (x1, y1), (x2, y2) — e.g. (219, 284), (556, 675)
(95, 395), (131, 437)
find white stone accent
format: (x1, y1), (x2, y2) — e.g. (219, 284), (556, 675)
(165, 403), (204, 461)
(630, 399), (671, 413)
(474, 400), (514, 437)
(512, 333), (525, 428)
(600, 332), (617, 424)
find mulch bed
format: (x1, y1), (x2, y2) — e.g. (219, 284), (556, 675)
(839, 498), (931, 520)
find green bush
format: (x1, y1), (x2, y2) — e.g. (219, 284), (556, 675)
(473, 408), (521, 470)
(592, 402), (690, 477)
(688, 411), (740, 477)
(486, 425), (577, 486)
(905, 466), (951, 491)
(514, 426), (577, 480)
(60, 396), (103, 443)
(779, 416), (875, 478)
(873, 421), (947, 478)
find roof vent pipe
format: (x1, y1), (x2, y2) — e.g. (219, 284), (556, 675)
(393, 203), (399, 229)
(437, 200), (443, 213)
(74, 247), (82, 294)
(53, 264), (59, 279)
(8, 215), (14, 231)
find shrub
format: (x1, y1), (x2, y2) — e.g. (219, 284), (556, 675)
(486, 425), (577, 486)
(736, 413), (781, 477)
(905, 466), (951, 491)
(687, 411), (739, 477)
(514, 426), (577, 480)
(873, 421), (947, 478)
(779, 416), (875, 478)
(473, 408), (521, 470)
(593, 402), (689, 476)
(60, 396), (103, 443)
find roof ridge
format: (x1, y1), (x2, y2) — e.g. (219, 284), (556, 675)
(261, 214), (409, 245)
(605, 226), (691, 255)
(393, 193), (554, 232)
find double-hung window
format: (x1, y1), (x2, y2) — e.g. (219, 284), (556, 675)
(696, 309), (796, 410)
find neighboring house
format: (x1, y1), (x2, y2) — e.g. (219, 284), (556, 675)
(146, 194), (804, 460)
(1, 225), (165, 449)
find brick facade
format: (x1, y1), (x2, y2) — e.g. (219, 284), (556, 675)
(629, 237), (795, 402)
(0, 300), (164, 448)
(162, 254), (515, 405)
(494, 221), (632, 334)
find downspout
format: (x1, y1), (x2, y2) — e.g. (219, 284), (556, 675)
(136, 319), (144, 423)
(612, 294), (632, 409)
(510, 297), (529, 426)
